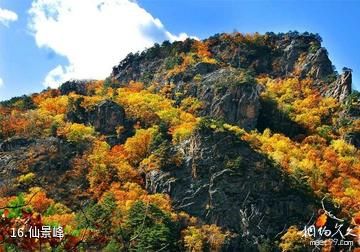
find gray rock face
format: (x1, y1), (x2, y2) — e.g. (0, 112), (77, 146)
(109, 33), (343, 135)
(344, 132), (360, 148)
(0, 137), (33, 152)
(0, 137), (87, 206)
(170, 62), (220, 83)
(59, 80), (88, 96)
(197, 68), (262, 130)
(88, 100), (125, 134)
(66, 97), (88, 124)
(149, 67), (261, 130)
(146, 129), (318, 249)
(192, 62), (218, 75)
(300, 47), (334, 79)
(111, 32), (334, 85)
(325, 69), (352, 102)
(112, 40), (194, 85)
(282, 39), (303, 74)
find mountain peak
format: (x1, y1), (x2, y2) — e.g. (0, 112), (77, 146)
(111, 31), (352, 101)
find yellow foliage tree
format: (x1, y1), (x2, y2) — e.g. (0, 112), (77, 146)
(124, 127), (157, 165)
(57, 123), (95, 142)
(279, 226), (311, 252)
(182, 224), (229, 252)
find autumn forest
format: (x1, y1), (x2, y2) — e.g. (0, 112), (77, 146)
(1, 32), (360, 251)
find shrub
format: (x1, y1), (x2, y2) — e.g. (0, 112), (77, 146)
(17, 172), (36, 185)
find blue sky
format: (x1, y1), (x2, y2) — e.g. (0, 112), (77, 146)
(0, 0), (359, 101)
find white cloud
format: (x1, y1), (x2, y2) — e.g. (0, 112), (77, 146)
(43, 65), (71, 88)
(28, 0), (191, 88)
(0, 7), (18, 26)
(0, 77), (3, 87)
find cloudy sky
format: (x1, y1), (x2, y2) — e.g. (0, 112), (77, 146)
(0, 0), (359, 101)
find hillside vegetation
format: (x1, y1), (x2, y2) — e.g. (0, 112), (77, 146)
(1, 32), (360, 251)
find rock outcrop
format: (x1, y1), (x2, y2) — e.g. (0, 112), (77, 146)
(325, 68), (352, 102)
(299, 47), (334, 80)
(0, 137), (34, 152)
(67, 99), (127, 135)
(344, 132), (360, 148)
(88, 100), (126, 135)
(59, 80), (89, 96)
(146, 129), (318, 249)
(0, 137), (88, 206)
(112, 32), (334, 86)
(66, 97), (88, 124)
(110, 32), (346, 132)
(196, 68), (261, 130)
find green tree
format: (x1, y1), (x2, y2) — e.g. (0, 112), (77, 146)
(126, 201), (178, 251)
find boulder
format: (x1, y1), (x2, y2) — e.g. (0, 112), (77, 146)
(59, 80), (88, 95)
(197, 68), (262, 130)
(66, 97), (88, 124)
(89, 100), (125, 134)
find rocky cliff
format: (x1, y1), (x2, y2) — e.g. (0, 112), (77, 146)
(111, 32), (357, 134)
(146, 128), (318, 250)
